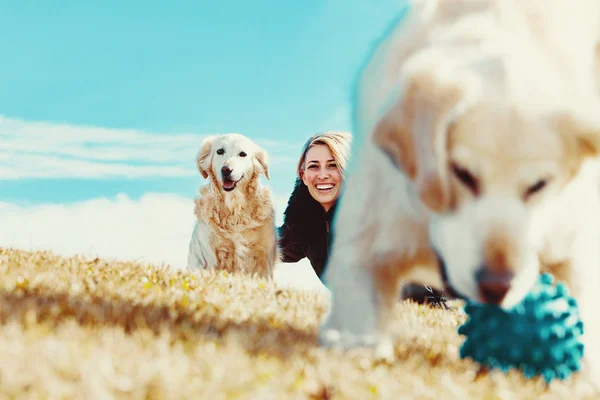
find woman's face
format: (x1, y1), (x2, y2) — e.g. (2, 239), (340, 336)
(301, 144), (342, 212)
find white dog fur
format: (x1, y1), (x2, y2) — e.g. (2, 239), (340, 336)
(319, 0), (600, 386)
(187, 133), (278, 278)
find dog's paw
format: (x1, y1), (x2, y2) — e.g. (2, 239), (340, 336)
(318, 327), (397, 363)
(580, 354), (600, 393)
(575, 335), (600, 394)
(317, 299), (379, 348)
(318, 327), (378, 349)
(374, 335), (396, 363)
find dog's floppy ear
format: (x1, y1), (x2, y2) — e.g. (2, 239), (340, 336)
(372, 70), (480, 213)
(552, 101), (600, 159)
(549, 100), (600, 174)
(254, 147), (270, 180)
(196, 136), (215, 179)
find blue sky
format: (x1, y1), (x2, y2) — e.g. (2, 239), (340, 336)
(0, 0), (402, 202)
(0, 0), (404, 281)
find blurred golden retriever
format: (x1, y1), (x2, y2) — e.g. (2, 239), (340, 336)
(319, 0), (600, 386)
(186, 133), (278, 278)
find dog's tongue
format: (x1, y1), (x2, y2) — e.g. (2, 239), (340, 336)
(223, 180), (235, 190)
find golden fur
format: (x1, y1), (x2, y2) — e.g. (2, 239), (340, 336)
(318, 0), (600, 387)
(194, 171), (278, 277)
(187, 134), (279, 279)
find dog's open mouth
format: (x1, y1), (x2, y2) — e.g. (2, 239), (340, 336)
(222, 176), (243, 192)
(315, 184), (335, 194)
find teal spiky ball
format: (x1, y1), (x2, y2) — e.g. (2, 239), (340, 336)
(458, 273), (585, 383)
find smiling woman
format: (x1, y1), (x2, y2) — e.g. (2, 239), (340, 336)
(301, 144), (342, 212)
(277, 131), (352, 281)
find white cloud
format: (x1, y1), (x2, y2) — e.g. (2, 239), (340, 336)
(0, 191), (327, 293)
(0, 115), (300, 179)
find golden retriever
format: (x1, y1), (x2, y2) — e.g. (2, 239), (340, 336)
(318, 0), (600, 385)
(186, 133), (278, 278)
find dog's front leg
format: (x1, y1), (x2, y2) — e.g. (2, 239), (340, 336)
(557, 229), (600, 390)
(317, 157), (433, 360)
(318, 230), (426, 361)
(581, 307), (600, 392)
(319, 251), (404, 359)
(319, 247), (380, 347)
(573, 261), (600, 389)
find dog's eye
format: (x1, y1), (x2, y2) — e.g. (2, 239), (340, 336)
(239, 151), (247, 157)
(451, 163), (479, 195)
(216, 149), (225, 155)
(524, 179), (549, 200)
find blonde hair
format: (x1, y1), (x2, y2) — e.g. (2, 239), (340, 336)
(297, 131), (352, 180)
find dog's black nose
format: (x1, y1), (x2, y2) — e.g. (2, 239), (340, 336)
(475, 267), (513, 304)
(221, 166), (232, 177)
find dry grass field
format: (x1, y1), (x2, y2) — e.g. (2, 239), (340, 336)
(0, 247), (598, 399)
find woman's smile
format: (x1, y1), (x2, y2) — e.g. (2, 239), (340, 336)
(301, 144), (342, 212)
(316, 183), (335, 193)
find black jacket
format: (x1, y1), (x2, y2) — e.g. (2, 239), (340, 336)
(277, 179), (338, 280)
